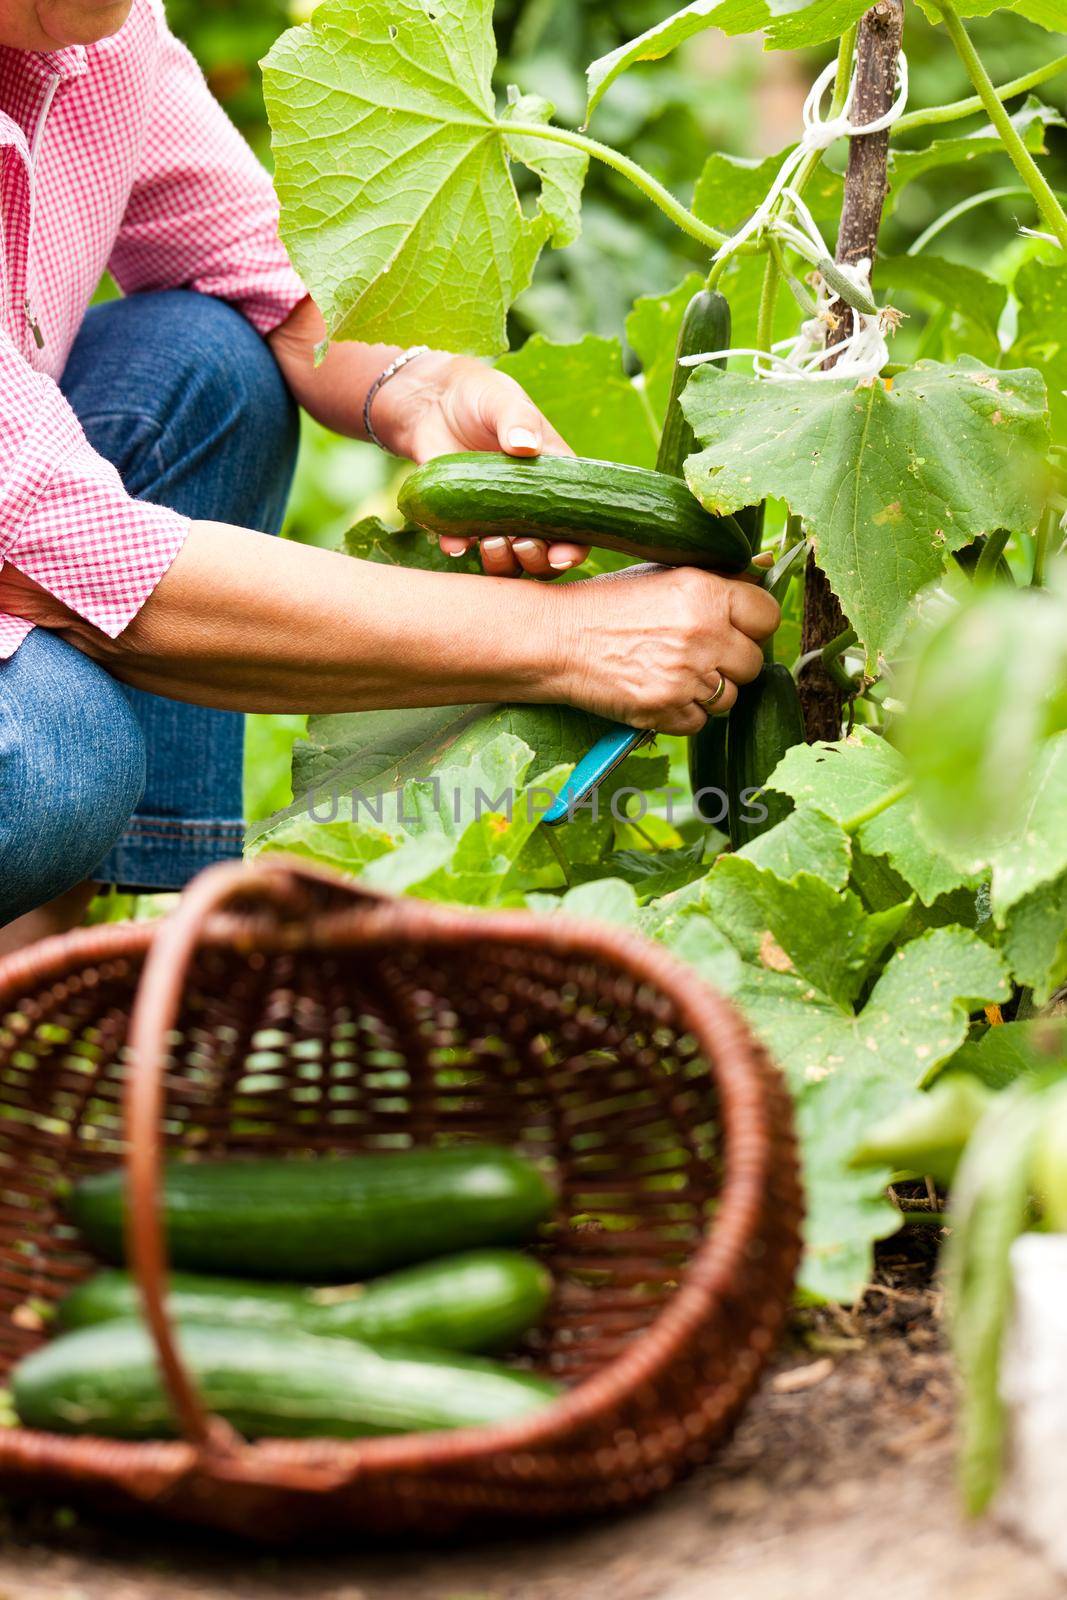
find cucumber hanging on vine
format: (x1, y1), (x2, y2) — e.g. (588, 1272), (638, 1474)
(726, 664), (806, 849)
(656, 290), (730, 479)
(660, 290), (760, 823)
(655, 288), (764, 555)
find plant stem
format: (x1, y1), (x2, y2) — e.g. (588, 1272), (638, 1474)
(934, 5), (1067, 249)
(541, 823), (572, 887)
(841, 780), (911, 833)
(821, 626), (860, 693)
(500, 121), (728, 250)
(907, 186), (1028, 254)
(1032, 505), (1058, 588)
(974, 529), (1010, 584)
(894, 52), (1067, 135)
(755, 252), (782, 362)
(705, 253), (731, 290)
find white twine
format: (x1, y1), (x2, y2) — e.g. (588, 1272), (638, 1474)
(1019, 226), (1064, 250)
(713, 50), (909, 264)
(688, 47), (909, 385)
(686, 191), (900, 383)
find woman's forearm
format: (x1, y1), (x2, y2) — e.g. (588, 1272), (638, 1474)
(0, 522), (780, 735)
(266, 295), (406, 443)
(0, 522), (568, 712)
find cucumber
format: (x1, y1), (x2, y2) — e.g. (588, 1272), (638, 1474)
(66, 1147), (554, 1281)
(57, 1251), (552, 1355)
(656, 289), (761, 811)
(397, 453), (751, 574)
(656, 290), (732, 479)
(953, 534), (1013, 585)
(656, 288), (763, 555)
(726, 664), (806, 848)
(12, 1320), (561, 1441)
(688, 714), (730, 828)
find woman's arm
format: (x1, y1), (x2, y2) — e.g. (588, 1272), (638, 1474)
(0, 524), (778, 735)
(267, 298), (587, 580)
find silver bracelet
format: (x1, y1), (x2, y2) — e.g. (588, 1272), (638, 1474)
(363, 344), (431, 451)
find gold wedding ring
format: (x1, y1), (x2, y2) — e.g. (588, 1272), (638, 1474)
(700, 673), (727, 713)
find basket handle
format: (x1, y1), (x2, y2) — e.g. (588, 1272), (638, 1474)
(123, 856), (364, 1453)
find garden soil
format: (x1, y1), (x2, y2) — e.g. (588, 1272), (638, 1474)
(0, 1232), (1062, 1600)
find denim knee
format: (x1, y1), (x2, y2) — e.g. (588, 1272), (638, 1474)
(0, 631), (146, 923)
(61, 289), (300, 533)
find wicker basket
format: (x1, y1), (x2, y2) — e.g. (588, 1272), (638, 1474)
(0, 858), (802, 1540)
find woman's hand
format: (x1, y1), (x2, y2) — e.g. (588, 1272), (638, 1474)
(373, 351), (589, 579)
(548, 565), (780, 735)
(268, 301), (587, 578)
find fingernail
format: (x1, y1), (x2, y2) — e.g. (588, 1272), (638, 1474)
(447, 548), (465, 558)
(513, 540), (539, 555)
(506, 427), (540, 451)
(482, 538), (508, 554)
(548, 555), (573, 570)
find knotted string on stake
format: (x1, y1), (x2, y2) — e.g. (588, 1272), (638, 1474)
(685, 192), (903, 384)
(713, 50), (909, 266)
(692, 47), (909, 385)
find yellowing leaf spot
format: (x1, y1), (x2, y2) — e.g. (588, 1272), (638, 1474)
(488, 816), (510, 838)
(991, 409), (1003, 425)
(873, 501), (903, 527)
(759, 931), (795, 974)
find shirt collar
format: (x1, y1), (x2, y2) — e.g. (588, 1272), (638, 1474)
(23, 45), (88, 84)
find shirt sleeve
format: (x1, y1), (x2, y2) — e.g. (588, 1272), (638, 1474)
(0, 330), (188, 660)
(108, 7), (308, 336)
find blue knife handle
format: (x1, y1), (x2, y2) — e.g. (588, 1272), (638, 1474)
(542, 725), (652, 826)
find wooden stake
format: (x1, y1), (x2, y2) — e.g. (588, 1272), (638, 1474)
(799, 0), (905, 743)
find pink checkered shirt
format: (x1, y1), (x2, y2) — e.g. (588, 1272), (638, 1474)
(0, 0), (307, 660)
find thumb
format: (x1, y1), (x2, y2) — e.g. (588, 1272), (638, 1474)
(492, 388), (546, 457)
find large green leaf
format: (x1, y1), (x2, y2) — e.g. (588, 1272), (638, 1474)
(987, 733), (1067, 920)
(886, 99), (1064, 201)
(947, 1017), (1067, 1091)
(728, 911), (1010, 1301)
(1011, 256), (1067, 447)
(704, 858), (911, 1009)
(876, 255), (1008, 344)
(693, 149), (843, 239)
(737, 805), (852, 889)
(496, 333), (657, 465)
(682, 359), (1050, 667)
(915, 0), (1064, 27)
(901, 585), (1067, 856)
(999, 874), (1067, 1004)
(767, 729), (983, 906)
(263, 0), (586, 355)
(584, 0), (876, 122)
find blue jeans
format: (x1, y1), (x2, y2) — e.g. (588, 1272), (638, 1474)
(0, 290), (299, 925)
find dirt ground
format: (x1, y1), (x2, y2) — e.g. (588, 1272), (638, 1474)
(0, 1232), (1063, 1600)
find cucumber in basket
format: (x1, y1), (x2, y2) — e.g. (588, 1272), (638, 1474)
(397, 452), (752, 573)
(57, 1250), (553, 1354)
(65, 1147), (555, 1280)
(12, 1320), (562, 1440)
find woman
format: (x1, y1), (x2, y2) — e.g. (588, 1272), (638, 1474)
(0, 0), (778, 949)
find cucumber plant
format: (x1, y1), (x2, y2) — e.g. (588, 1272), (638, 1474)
(257, 1), (1067, 1310)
